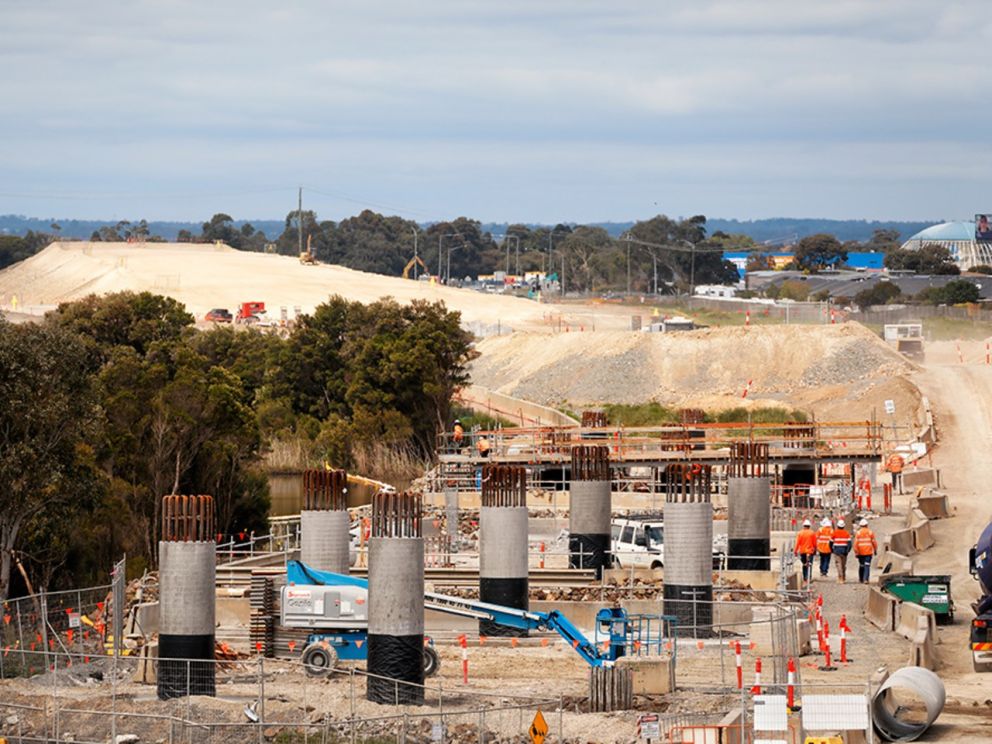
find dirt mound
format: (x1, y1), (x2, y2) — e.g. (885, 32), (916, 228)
(471, 323), (918, 418)
(0, 241), (554, 329)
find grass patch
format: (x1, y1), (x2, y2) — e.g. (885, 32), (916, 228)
(599, 402), (807, 426)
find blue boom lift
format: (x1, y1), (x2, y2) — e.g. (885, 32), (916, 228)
(280, 560), (640, 676)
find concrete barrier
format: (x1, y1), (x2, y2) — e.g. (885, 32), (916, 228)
(909, 613), (940, 671)
(871, 550), (913, 583)
(895, 601), (937, 643)
(865, 586), (898, 631)
(912, 519), (936, 552)
(905, 508), (927, 529)
(901, 468), (938, 489)
(916, 491), (951, 520)
(887, 527), (917, 556)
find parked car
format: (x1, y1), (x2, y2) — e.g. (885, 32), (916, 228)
(205, 308), (233, 323)
(610, 516), (726, 570)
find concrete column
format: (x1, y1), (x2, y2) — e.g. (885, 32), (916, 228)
(300, 468), (349, 573)
(479, 463), (529, 636)
(158, 495), (216, 699)
(727, 477), (771, 570)
(569, 445), (612, 576)
(367, 492), (425, 705)
(662, 465), (713, 635)
(300, 510), (350, 573)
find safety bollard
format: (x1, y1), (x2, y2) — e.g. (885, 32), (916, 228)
(786, 657), (796, 709)
(751, 657), (762, 695)
(734, 641), (742, 689)
(459, 634), (468, 684)
(840, 615), (850, 663)
(539, 542), (545, 569)
(820, 622), (836, 671)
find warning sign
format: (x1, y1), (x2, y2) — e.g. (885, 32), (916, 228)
(529, 709), (549, 744)
(638, 713), (660, 740)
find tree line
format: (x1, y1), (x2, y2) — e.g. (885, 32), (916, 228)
(0, 292), (473, 601)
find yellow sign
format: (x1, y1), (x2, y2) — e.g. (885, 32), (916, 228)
(530, 710), (549, 744)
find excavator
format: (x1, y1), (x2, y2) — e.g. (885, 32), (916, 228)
(299, 235), (317, 265)
(969, 522), (992, 671)
(402, 255), (429, 280)
(280, 560), (643, 677)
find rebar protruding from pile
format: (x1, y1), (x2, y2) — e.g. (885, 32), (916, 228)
(664, 463), (712, 504)
(303, 468), (348, 511)
(371, 491), (422, 539)
(581, 410), (608, 428)
(161, 495), (215, 542)
(481, 464), (527, 508)
(571, 445), (611, 481)
(783, 421), (815, 449)
(728, 441), (770, 478)
(680, 408), (706, 424)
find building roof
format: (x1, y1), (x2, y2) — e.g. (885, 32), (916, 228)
(905, 221), (974, 242)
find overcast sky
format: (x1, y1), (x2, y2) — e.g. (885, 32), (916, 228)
(1, 1), (989, 224)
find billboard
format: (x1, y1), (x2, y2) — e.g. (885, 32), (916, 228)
(976, 214), (992, 242)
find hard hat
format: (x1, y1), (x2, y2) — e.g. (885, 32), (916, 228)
(802, 519), (811, 527)
(453, 419), (461, 425)
(860, 518), (868, 527)
(821, 518), (831, 527)
(837, 518), (845, 527)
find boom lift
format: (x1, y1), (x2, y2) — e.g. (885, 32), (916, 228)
(280, 561), (643, 677)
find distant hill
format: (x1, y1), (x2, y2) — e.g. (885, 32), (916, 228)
(1, 213), (941, 245)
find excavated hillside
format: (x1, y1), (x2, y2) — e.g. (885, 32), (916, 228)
(0, 241), (557, 330)
(470, 323), (920, 420)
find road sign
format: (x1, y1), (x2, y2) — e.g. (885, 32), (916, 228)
(884, 399), (896, 415)
(530, 710), (549, 744)
(638, 713), (660, 740)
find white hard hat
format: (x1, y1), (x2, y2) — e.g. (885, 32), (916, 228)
(860, 519), (868, 527)
(821, 518), (832, 527)
(837, 518), (845, 527)
(802, 519), (811, 527)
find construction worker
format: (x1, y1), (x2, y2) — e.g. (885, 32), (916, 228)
(831, 518), (852, 583)
(452, 419), (465, 452)
(886, 451), (905, 494)
(794, 519), (816, 582)
(476, 435), (491, 458)
(854, 518), (878, 584)
(816, 518), (834, 577)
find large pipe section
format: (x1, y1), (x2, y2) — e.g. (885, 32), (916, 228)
(300, 469), (350, 573)
(727, 442), (771, 570)
(479, 464), (529, 637)
(872, 666), (945, 742)
(569, 445), (612, 576)
(158, 495), (216, 699)
(663, 464), (713, 634)
(367, 491), (425, 705)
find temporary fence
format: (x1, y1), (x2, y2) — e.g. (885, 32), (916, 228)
(0, 650), (564, 744)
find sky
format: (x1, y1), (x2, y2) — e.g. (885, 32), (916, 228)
(1, 1), (990, 224)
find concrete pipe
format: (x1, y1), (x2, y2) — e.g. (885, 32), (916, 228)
(367, 537), (425, 705)
(300, 509), (351, 573)
(157, 541), (216, 699)
(727, 477), (771, 570)
(479, 505), (529, 636)
(872, 666), (945, 742)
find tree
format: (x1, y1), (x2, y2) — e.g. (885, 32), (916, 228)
(201, 213), (241, 248)
(793, 234), (847, 271)
(970, 265), (992, 275)
(853, 281), (901, 309)
(0, 320), (100, 601)
(866, 228), (901, 252)
(422, 218), (498, 282)
(918, 279), (980, 305)
(885, 244), (959, 275)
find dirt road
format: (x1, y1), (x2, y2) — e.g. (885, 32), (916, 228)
(910, 350), (992, 703)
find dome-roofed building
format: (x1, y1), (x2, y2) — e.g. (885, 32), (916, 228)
(900, 220), (992, 270)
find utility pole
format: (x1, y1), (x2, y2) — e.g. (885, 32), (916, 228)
(626, 235), (631, 295)
(411, 227), (419, 280)
(298, 186), (303, 258)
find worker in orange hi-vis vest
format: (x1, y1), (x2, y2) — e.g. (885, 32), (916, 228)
(886, 451), (905, 495)
(794, 519), (817, 582)
(831, 518), (852, 583)
(816, 518), (834, 578)
(854, 519), (878, 583)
